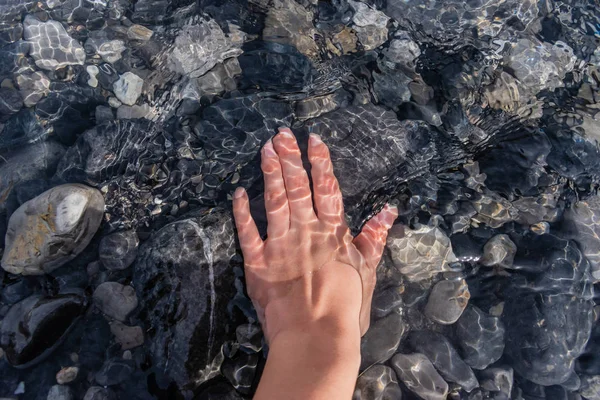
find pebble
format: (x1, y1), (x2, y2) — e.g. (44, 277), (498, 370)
(580, 375), (600, 400)
(15, 71), (50, 107)
(455, 305), (505, 369)
(93, 282), (138, 321)
(479, 366), (514, 397)
(113, 72), (144, 106)
(0, 87), (23, 116)
(108, 97), (122, 108)
(236, 323), (262, 353)
(360, 312), (407, 370)
(14, 382), (25, 395)
(371, 285), (404, 319)
(99, 230), (139, 270)
(86, 65), (99, 88)
(109, 321), (144, 350)
(116, 104), (155, 120)
(95, 105), (114, 122)
(128, 24), (153, 41)
(353, 365), (403, 400)
(98, 40), (126, 64)
(83, 386), (117, 400)
(47, 385), (73, 400)
(480, 234), (517, 268)
(95, 358), (134, 386)
(424, 279), (470, 324)
(391, 353), (448, 400)
(56, 366), (79, 384)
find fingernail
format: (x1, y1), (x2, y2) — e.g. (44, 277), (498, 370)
(262, 140), (276, 157)
(234, 187), (245, 198)
(309, 133), (322, 146)
(278, 127), (294, 138)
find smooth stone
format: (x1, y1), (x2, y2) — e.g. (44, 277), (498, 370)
(263, 0), (319, 59)
(455, 305), (505, 369)
(109, 321), (144, 350)
(113, 72), (143, 106)
(1, 184), (104, 275)
(56, 366), (78, 384)
(0, 108), (45, 150)
(391, 353), (449, 400)
(99, 230), (139, 270)
(0, 87), (22, 116)
(347, 0), (389, 50)
(353, 365), (403, 400)
(354, 25), (388, 51)
(221, 352), (259, 395)
(385, 32), (421, 71)
(116, 104), (155, 120)
(86, 65), (99, 88)
(127, 24), (153, 41)
(360, 312), (407, 370)
(47, 385), (73, 400)
(563, 195), (600, 282)
(95, 105), (113, 122)
(96, 63), (119, 90)
(0, 293), (87, 367)
(480, 234), (517, 268)
(83, 387), (117, 400)
(93, 282), (138, 321)
(236, 324), (262, 353)
(97, 40), (126, 64)
(408, 330), (478, 392)
(95, 358), (134, 386)
(371, 285), (404, 319)
(580, 375), (600, 400)
(424, 279), (470, 325)
(386, 224), (458, 282)
(478, 366), (514, 397)
(23, 15), (85, 70)
(15, 71), (50, 107)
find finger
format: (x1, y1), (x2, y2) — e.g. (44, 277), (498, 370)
(233, 187), (265, 268)
(353, 204), (398, 268)
(261, 139), (290, 239)
(307, 133), (345, 225)
(272, 128), (317, 222)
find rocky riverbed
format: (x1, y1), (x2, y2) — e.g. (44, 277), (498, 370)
(1, 0), (600, 399)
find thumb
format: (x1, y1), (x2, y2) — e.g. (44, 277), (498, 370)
(353, 204), (398, 268)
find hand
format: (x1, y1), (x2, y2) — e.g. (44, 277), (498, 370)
(233, 128), (398, 344)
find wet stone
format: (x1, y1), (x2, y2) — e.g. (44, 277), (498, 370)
(478, 367), (514, 397)
(113, 72), (143, 106)
(371, 285), (403, 319)
(407, 330), (478, 392)
(83, 387), (117, 400)
(116, 104), (154, 120)
(360, 312), (407, 370)
(99, 230), (139, 271)
(93, 282), (138, 321)
(95, 358), (134, 386)
(95, 105), (113, 122)
(391, 353), (449, 400)
(384, 32), (421, 71)
(0, 108), (45, 150)
(480, 234), (517, 268)
(236, 324), (262, 353)
(56, 366), (78, 384)
(455, 305), (505, 370)
(424, 279), (470, 325)
(97, 40), (126, 64)
(580, 375), (600, 400)
(1, 184), (104, 275)
(96, 63), (119, 90)
(47, 385), (73, 400)
(353, 365), (403, 400)
(109, 321), (144, 350)
(563, 195), (600, 282)
(15, 71), (50, 107)
(127, 24), (153, 41)
(0, 87), (22, 117)
(221, 352), (259, 395)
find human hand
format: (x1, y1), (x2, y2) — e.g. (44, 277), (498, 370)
(233, 128), (398, 344)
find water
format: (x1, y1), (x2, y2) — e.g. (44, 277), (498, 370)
(0, 0), (599, 399)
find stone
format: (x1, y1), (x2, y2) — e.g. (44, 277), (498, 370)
(56, 366), (78, 384)
(263, 0), (318, 59)
(221, 352), (259, 395)
(97, 40), (126, 64)
(15, 71), (50, 107)
(23, 16), (86, 70)
(133, 209), (241, 391)
(353, 365), (403, 400)
(109, 321), (144, 350)
(385, 32), (421, 71)
(113, 72), (144, 106)
(480, 234), (517, 268)
(408, 330), (478, 392)
(391, 353), (449, 400)
(116, 104), (155, 120)
(95, 358), (134, 386)
(424, 279), (470, 325)
(127, 24), (153, 41)
(0, 87), (22, 117)
(83, 387), (116, 400)
(386, 224), (458, 282)
(471, 193), (517, 228)
(95, 105), (113, 122)
(360, 312), (407, 370)
(0, 108), (45, 150)
(93, 282), (138, 321)
(96, 63), (119, 90)
(455, 305), (505, 370)
(580, 375), (600, 400)
(236, 324), (262, 353)
(479, 366), (514, 397)
(563, 195), (600, 282)
(99, 230), (139, 270)
(168, 19), (243, 78)
(0, 293), (87, 367)
(371, 285), (403, 319)
(348, 0), (389, 50)
(86, 65), (99, 88)
(1, 184), (104, 275)
(47, 385), (73, 400)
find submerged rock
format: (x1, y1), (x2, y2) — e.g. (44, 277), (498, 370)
(93, 282), (138, 321)
(353, 365), (403, 400)
(109, 321), (144, 350)
(113, 72), (144, 106)
(47, 385), (73, 400)
(56, 366), (78, 384)
(1, 184), (104, 275)
(424, 279), (470, 325)
(479, 366), (514, 397)
(480, 234), (517, 268)
(391, 353), (448, 400)
(16, 71), (50, 107)
(221, 352), (259, 395)
(563, 195), (600, 281)
(455, 305), (505, 370)
(360, 312), (407, 370)
(0, 293), (87, 367)
(99, 230), (139, 271)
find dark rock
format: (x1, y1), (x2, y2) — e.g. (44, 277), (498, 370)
(95, 106), (113, 123)
(353, 365), (403, 400)
(99, 230), (139, 270)
(236, 323), (262, 353)
(562, 195), (600, 282)
(0, 108), (45, 150)
(391, 353), (448, 400)
(47, 385), (73, 400)
(0, 87), (23, 117)
(480, 234), (517, 268)
(580, 375), (600, 400)
(0, 23), (23, 46)
(424, 279), (470, 325)
(16, 70), (50, 107)
(83, 387), (117, 400)
(0, 293), (87, 368)
(0, 41), (29, 80)
(0, 276), (35, 304)
(109, 321), (144, 350)
(455, 305), (505, 369)
(479, 366), (514, 398)
(371, 285), (403, 319)
(96, 63), (119, 90)
(95, 358), (135, 386)
(407, 330), (479, 392)
(221, 352), (259, 395)
(360, 312), (407, 370)
(93, 282), (138, 321)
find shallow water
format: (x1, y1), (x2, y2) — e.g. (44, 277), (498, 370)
(0, 0), (600, 399)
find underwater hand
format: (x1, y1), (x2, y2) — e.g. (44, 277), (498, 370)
(233, 127), (397, 344)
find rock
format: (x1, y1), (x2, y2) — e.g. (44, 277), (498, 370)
(407, 330), (478, 392)
(15, 71), (50, 107)
(580, 375), (600, 400)
(221, 352), (259, 395)
(97, 40), (126, 64)
(471, 193), (517, 228)
(391, 353), (448, 400)
(109, 321), (144, 350)
(0, 108), (45, 150)
(168, 19), (243, 78)
(95, 105), (113, 122)
(348, 0), (389, 50)
(96, 63), (119, 90)
(360, 312), (407, 370)
(371, 285), (403, 319)
(93, 282), (138, 321)
(133, 209), (240, 391)
(386, 224), (458, 282)
(83, 387), (116, 400)
(127, 24), (153, 41)
(353, 365), (403, 400)
(56, 366), (78, 384)
(0, 293), (87, 367)
(424, 279), (470, 324)
(99, 230), (139, 270)
(1, 184), (104, 275)
(116, 104), (155, 120)
(0, 87), (22, 117)
(113, 72), (144, 106)
(479, 366), (514, 397)
(480, 234), (517, 268)
(95, 358), (134, 386)
(236, 324), (262, 353)
(86, 65), (99, 87)
(23, 16), (85, 70)
(384, 32), (421, 71)
(263, 0), (318, 59)
(47, 385), (73, 400)
(455, 305), (505, 369)
(563, 195), (600, 282)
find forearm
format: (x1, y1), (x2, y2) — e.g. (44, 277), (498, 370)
(254, 323), (361, 400)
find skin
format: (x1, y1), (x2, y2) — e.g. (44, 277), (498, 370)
(233, 127), (398, 400)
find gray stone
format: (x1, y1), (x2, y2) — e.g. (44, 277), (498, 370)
(86, 65), (99, 87)
(109, 321), (144, 350)
(95, 105), (113, 122)
(348, 0), (389, 50)
(371, 285), (403, 319)
(15, 71), (50, 107)
(0, 87), (22, 116)
(99, 230), (139, 270)
(481, 234), (517, 268)
(360, 312), (407, 370)
(479, 366), (514, 397)
(391, 353), (448, 400)
(471, 193), (517, 228)
(263, 0), (318, 59)
(113, 72), (143, 106)
(23, 15), (85, 70)
(97, 40), (126, 64)
(580, 375), (600, 400)
(456, 305), (505, 369)
(563, 195), (600, 282)
(127, 24), (153, 41)
(353, 365), (403, 400)
(47, 385), (73, 400)
(93, 282), (138, 321)
(236, 324), (262, 353)
(1, 184), (104, 275)
(384, 32), (421, 71)
(95, 358), (134, 386)
(56, 366), (78, 384)
(424, 279), (470, 325)
(116, 104), (155, 120)
(83, 387), (116, 400)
